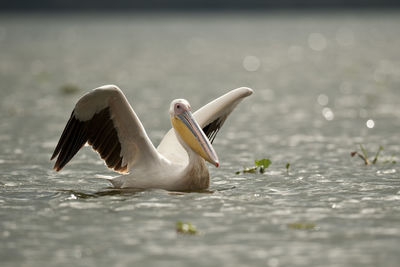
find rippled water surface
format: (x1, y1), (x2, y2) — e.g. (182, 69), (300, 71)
(1, 11), (400, 267)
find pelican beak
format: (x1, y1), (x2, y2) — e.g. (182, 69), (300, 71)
(172, 110), (219, 167)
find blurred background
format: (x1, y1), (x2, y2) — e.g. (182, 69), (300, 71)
(1, 1), (400, 267)
(1, 0), (400, 11)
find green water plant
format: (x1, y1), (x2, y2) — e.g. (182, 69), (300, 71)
(235, 158), (271, 174)
(372, 145), (383, 164)
(285, 163), (290, 174)
(176, 221), (198, 235)
(351, 145), (384, 165)
(255, 158), (271, 173)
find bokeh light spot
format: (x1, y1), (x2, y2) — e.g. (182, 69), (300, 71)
(317, 94), (329, 106)
(322, 107), (334, 120)
(308, 33), (327, 51)
(243, 56), (261, 72)
(366, 119), (375, 128)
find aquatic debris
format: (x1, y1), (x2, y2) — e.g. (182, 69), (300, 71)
(351, 145), (388, 165)
(288, 222), (316, 230)
(235, 167), (256, 174)
(60, 83), (80, 94)
(235, 158), (271, 174)
(176, 221), (198, 235)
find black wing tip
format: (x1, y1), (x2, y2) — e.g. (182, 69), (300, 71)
(50, 152), (58, 161)
(51, 107), (125, 173)
(52, 161), (62, 172)
(53, 166), (61, 172)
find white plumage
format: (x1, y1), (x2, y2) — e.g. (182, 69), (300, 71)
(51, 85), (253, 191)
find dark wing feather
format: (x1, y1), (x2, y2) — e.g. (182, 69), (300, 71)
(202, 114), (228, 144)
(51, 107), (127, 173)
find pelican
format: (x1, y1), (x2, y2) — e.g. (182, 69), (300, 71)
(51, 85), (253, 191)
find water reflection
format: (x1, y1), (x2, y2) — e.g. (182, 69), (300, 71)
(59, 188), (145, 199)
(58, 186), (236, 199)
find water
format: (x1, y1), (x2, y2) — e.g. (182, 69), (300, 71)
(1, 11), (400, 267)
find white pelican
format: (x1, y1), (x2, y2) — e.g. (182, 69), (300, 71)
(51, 85), (253, 191)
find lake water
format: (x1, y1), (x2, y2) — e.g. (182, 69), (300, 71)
(1, 11), (400, 267)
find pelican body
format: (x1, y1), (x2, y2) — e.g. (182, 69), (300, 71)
(51, 85), (253, 191)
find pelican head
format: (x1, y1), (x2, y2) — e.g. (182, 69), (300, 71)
(170, 99), (219, 167)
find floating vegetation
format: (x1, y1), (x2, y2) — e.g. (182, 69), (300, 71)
(235, 167), (256, 174)
(255, 158), (271, 173)
(288, 222), (316, 230)
(382, 157), (397, 164)
(286, 162), (290, 174)
(235, 158), (271, 174)
(350, 145), (394, 165)
(60, 83), (80, 95)
(176, 221), (198, 235)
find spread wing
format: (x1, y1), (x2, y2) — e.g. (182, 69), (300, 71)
(51, 85), (160, 173)
(194, 87), (254, 143)
(157, 87), (253, 161)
